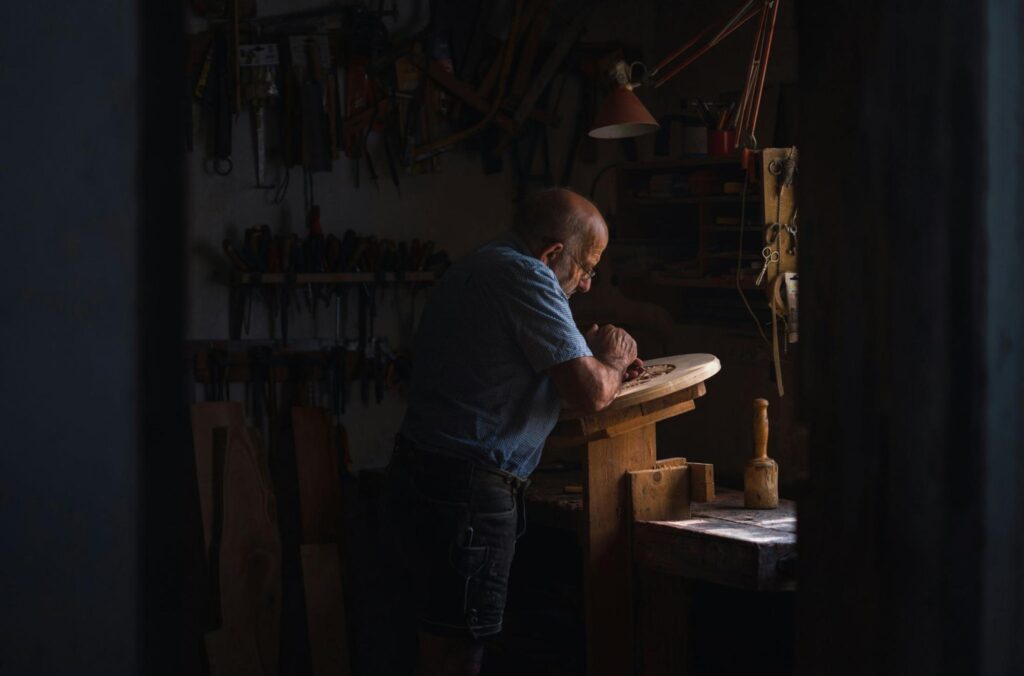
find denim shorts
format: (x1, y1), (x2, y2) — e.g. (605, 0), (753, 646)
(386, 439), (528, 639)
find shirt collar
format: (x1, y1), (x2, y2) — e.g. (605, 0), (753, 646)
(502, 230), (534, 256)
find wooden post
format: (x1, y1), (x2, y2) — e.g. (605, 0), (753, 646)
(583, 425), (656, 676)
(549, 355), (720, 676)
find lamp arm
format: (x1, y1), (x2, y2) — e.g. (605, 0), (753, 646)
(648, 0), (764, 88)
(649, 19), (717, 80)
(748, 0), (781, 135)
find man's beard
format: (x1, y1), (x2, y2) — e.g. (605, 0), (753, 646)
(553, 257), (578, 297)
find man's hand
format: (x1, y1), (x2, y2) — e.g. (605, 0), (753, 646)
(583, 324), (638, 374)
(623, 358), (644, 382)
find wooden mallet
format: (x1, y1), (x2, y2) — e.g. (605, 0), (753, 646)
(744, 398), (779, 509)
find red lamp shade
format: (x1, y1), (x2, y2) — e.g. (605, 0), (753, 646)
(588, 85), (660, 139)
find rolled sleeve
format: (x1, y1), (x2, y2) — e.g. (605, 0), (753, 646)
(492, 263), (592, 373)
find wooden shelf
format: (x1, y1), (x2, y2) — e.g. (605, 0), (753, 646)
(233, 271), (436, 284)
(616, 154), (769, 308)
(701, 251), (764, 260)
(619, 155), (746, 171)
(623, 194), (761, 205)
(610, 238), (691, 246)
(627, 272), (761, 290)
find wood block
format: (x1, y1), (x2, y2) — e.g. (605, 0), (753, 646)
(655, 457), (687, 469)
(205, 628), (265, 676)
(629, 465), (692, 522)
(292, 407), (343, 544)
(219, 426), (281, 676)
(190, 401), (244, 555)
(301, 544), (352, 676)
(687, 462), (715, 502)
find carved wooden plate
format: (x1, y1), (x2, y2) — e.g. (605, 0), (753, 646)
(607, 353), (722, 410)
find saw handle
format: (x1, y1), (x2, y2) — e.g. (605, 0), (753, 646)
(753, 398), (769, 460)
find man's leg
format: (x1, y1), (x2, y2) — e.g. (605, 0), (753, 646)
(399, 454), (519, 675)
(416, 631), (484, 676)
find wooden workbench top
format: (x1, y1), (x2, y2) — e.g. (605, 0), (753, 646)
(526, 472), (797, 591)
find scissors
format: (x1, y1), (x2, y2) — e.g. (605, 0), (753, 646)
(756, 246), (781, 286)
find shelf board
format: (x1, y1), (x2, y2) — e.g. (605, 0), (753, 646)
(610, 238), (692, 246)
(701, 251), (764, 260)
(233, 271), (436, 284)
(623, 195), (762, 205)
(619, 155), (746, 170)
(705, 225), (763, 232)
(629, 272), (761, 290)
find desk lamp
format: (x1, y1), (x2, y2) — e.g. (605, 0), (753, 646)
(589, 0), (781, 146)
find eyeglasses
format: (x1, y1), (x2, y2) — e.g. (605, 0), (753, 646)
(566, 250), (597, 281)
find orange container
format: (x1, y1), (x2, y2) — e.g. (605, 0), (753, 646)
(708, 129), (737, 156)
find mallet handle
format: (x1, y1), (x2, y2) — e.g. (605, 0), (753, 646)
(753, 398), (769, 459)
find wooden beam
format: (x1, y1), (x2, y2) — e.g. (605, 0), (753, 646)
(302, 544), (352, 676)
(190, 401), (244, 555)
(216, 426), (281, 676)
(583, 424), (655, 676)
(292, 407), (343, 544)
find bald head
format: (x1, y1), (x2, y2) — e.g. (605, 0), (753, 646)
(513, 188), (608, 256)
(513, 188), (609, 297)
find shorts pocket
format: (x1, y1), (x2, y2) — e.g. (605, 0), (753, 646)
(449, 539), (489, 579)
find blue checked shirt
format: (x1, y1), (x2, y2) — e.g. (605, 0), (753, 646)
(399, 232), (593, 478)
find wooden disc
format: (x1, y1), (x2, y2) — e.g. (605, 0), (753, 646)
(607, 353), (721, 410)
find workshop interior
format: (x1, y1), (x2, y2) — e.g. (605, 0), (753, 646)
(3, 1), (1023, 675)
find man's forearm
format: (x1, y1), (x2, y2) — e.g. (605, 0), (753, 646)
(549, 356), (625, 413)
(587, 356), (627, 410)
(552, 324), (638, 412)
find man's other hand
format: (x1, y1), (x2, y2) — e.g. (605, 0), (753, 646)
(585, 324), (638, 372)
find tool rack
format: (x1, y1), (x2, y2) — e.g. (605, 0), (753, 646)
(227, 271), (437, 340)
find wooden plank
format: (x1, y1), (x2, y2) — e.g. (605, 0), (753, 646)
(581, 384), (703, 436)
(549, 386), (702, 447)
(633, 493), (797, 592)
(205, 628), (265, 676)
(655, 457), (687, 469)
(629, 465), (691, 521)
(687, 462), (715, 502)
(584, 425), (656, 676)
(761, 147), (798, 277)
(218, 426), (281, 676)
(599, 399), (696, 440)
(691, 489), (796, 533)
(291, 407), (343, 544)
(301, 544), (352, 676)
(190, 401), (244, 555)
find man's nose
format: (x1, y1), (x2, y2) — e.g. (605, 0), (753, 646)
(578, 276), (593, 294)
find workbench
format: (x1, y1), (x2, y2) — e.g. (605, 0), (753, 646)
(532, 350), (795, 676)
(527, 473), (796, 675)
(527, 476), (797, 591)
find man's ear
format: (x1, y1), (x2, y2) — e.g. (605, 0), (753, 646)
(539, 241), (563, 266)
